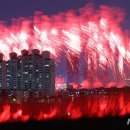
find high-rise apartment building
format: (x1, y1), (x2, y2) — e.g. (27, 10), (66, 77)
(42, 51), (55, 95)
(2, 49), (55, 96)
(0, 53), (6, 90)
(6, 52), (18, 90)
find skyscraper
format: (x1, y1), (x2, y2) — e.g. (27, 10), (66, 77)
(42, 51), (55, 96)
(20, 49), (40, 90)
(6, 52), (18, 90)
(5, 49), (55, 96)
(0, 53), (6, 90)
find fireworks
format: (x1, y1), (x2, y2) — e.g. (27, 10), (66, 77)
(0, 4), (129, 83)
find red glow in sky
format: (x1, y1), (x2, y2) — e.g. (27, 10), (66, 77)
(0, 4), (130, 83)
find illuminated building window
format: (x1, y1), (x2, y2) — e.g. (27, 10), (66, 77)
(24, 72), (28, 74)
(44, 64), (49, 67)
(46, 75), (49, 78)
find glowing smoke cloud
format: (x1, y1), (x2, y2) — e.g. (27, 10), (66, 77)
(0, 4), (129, 83)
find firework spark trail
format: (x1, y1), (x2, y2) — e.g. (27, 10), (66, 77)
(0, 4), (129, 82)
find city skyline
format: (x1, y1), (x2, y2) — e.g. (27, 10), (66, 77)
(0, 1), (130, 86)
(0, 1), (130, 128)
(1, 1), (130, 82)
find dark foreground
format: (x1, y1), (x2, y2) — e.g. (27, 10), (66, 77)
(0, 116), (130, 130)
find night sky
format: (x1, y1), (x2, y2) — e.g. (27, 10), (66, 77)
(0, 0), (130, 82)
(0, 0), (130, 26)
